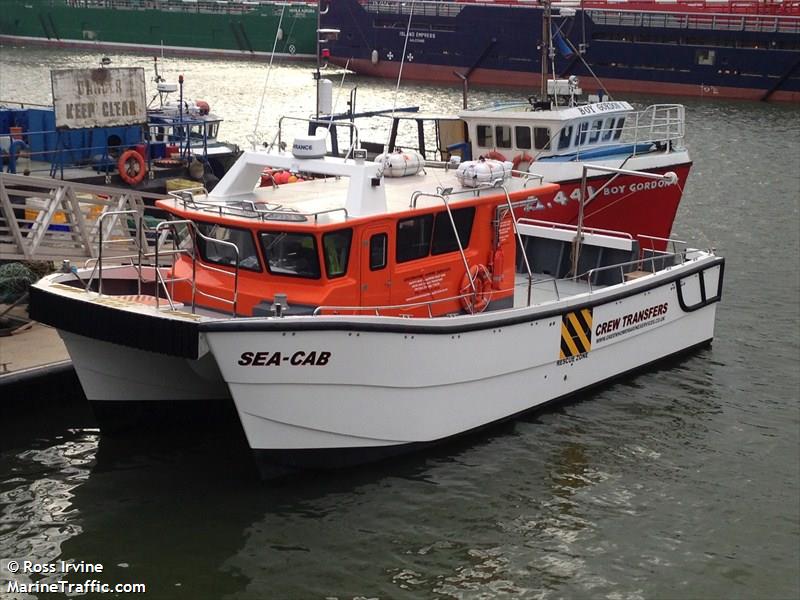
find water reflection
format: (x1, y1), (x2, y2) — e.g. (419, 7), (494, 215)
(0, 429), (93, 591)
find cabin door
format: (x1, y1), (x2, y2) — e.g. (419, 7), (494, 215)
(360, 223), (393, 310)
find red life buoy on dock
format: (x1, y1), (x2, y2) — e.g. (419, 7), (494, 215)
(118, 150), (147, 186)
(460, 265), (493, 314)
(511, 152), (534, 175)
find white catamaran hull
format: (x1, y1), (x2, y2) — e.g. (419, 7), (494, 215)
(205, 258), (721, 466)
(59, 331), (229, 403)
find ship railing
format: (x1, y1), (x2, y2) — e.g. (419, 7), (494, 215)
(154, 219), (240, 316)
(88, 209), (178, 302)
(0, 172), (166, 262)
(516, 218), (635, 241)
(638, 234), (687, 258)
(0, 120), (220, 179)
(72, 0), (315, 16)
(273, 116), (362, 162)
(538, 103), (685, 162)
(362, 0), (465, 18)
(168, 188), (349, 223)
(587, 7), (800, 34)
(410, 179), (535, 304)
(585, 249), (688, 293)
(93, 210), (146, 297)
(311, 244), (692, 317)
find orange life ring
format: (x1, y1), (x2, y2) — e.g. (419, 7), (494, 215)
(118, 150), (147, 185)
(511, 152), (534, 175)
(483, 150), (507, 162)
(460, 264), (493, 314)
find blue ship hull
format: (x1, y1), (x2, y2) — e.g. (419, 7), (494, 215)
(322, 0), (800, 101)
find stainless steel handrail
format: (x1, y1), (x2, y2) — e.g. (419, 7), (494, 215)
(408, 191), (475, 296)
(516, 218), (635, 240)
(96, 209), (143, 296)
(169, 188), (349, 223)
(638, 234), (687, 257)
(154, 219), (240, 316)
(274, 116), (361, 159)
(586, 250), (687, 292)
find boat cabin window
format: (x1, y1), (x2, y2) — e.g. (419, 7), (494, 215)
(515, 126), (532, 150)
(396, 207), (476, 263)
(614, 117), (625, 140)
(259, 232), (321, 279)
(533, 127), (551, 150)
(370, 234), (388, 271)
(195, 222), (261, 271)
(558, 125), (574, 150)
(589, 119), (604, 144)
(495, 125), (512, 149)
(577, 122), (589, 146)
(477, 125), (493, 147)
(397, 214), (434, 263)
(322, 229), (353, 279)
(431, 207), (476, 255)
(602, 117), (615, 142)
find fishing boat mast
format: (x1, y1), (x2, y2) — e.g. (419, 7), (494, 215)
(540, 0), (552, 98)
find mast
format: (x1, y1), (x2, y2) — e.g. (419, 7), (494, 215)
(540, 0), (551, 98)
(315, 1), (322, 120)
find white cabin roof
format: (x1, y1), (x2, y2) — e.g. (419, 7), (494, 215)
(459, 101), (634, 123)
(164, 150), (548, 225)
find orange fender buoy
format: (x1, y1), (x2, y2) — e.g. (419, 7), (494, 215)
(460, 265), (493, 314)
(260, 168), (274, 187)
(483, 150), (507, 162)
(118, 150), (147, 185)
(511, 152), (534, 175)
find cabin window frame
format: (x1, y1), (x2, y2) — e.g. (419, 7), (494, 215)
(614, 117), (626, 140)
(431, 206), (476, 256)
(601, 117), (616, 142)
(558, 125), (574, 150)
(396, 214), (434, 263)
(577, 121), (590, 146)
(259, 231), (322, 280)
(533, 127), (551, 150)
(194, 221), (262, 272)
(495, 125), (513, 149)
(369, 233), (388, 271)
(515, 126), (532, 150)
(395, 207), (476, 263)
(476, 124), (494, 148)
(588, 119), (604, 144)
(322, 228), (353, 279)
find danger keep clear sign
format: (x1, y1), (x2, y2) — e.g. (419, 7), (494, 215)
(51, 67), (147, 130)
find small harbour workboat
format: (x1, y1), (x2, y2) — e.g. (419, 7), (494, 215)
(1, 60), (239, 191)
(323, 80), (691, 249)
(30, 121), (724, 473)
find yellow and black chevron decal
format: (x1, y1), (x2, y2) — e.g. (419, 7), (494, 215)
(560, 308), (593, 359)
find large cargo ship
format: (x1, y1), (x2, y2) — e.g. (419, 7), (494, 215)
(322, 0), (800, 101)
(0, 0), (318, 59)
